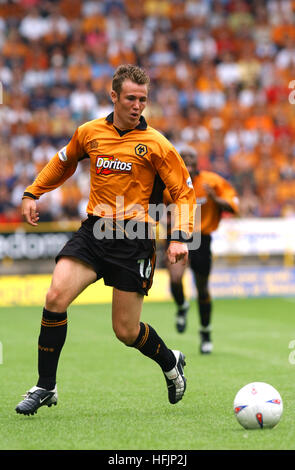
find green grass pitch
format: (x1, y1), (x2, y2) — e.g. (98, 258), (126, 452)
(1, 297), (295, 450)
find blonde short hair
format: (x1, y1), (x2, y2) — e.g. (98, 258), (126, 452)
(112, 64), (150, 96)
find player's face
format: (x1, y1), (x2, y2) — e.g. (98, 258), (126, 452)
(111, 79), (148, 130)
(181, 153), (198, 178)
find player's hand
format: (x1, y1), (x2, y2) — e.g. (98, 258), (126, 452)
(21, 198), (39, 226)
(167, 241), (188, 265)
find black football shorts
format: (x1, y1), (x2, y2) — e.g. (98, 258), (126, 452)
(56, 215), (156, 295)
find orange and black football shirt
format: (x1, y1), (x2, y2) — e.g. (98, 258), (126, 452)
(164, 170), (239, 235)
(24, 113), (195, 237)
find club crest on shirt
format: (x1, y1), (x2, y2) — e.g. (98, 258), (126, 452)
(90, 140), (98, 149)
(135, 144), (148, 157)
(96, 155), (133, 176)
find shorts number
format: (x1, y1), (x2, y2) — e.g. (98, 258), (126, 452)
(137, 258), (152, 279)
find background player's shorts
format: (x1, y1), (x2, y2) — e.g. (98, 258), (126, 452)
(189, 234), (212, 277)
(56, 216), (156, 296)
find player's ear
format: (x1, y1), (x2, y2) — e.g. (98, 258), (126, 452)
(110, 90), (118, 104)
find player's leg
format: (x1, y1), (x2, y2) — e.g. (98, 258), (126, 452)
(189, 234), (213, 353)
(15, 256), (97, 415)
(38, 256), (97, 387)
(194, 272), (213, 353)
(112, 288), (177, 368)
(112, 288), (186, 404)
(167, 259), (190, 333)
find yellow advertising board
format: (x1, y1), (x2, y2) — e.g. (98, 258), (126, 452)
(0, 269), (189, 307)
(1, 267), (295, 307)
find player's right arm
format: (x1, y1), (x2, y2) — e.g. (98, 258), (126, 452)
(21, 128), (86, 225)
(21, 198), (39, 226)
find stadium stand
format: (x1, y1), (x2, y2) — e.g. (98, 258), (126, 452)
(1, 0), (295, 222)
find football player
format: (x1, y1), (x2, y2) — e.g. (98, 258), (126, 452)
(164, 144), (239, 353)
(16, 65), (195, 415)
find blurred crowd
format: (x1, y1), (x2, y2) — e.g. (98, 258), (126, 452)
(1, 0), (295, 223)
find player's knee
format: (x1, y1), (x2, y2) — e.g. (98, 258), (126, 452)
(113, 323), (138, 346)
(170, 275), (183, 285)
(45, 286), (69, 312)
(198, 291), (210, 302)
(196, 280), (210, 300)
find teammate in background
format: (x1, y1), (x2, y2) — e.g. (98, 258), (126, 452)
(15, 65), (196, 416)
(164, 144), (239, 354)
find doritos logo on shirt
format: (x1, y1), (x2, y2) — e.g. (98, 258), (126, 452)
(95, 155), (133, 176)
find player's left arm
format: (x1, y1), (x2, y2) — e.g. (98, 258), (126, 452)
(153, 146), (196, 236)
(152, 145), (196, 264)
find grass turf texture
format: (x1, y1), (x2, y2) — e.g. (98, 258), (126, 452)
(0, 297), (295, 450)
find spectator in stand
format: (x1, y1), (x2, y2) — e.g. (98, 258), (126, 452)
(32, 138), (58, 167)
(69, 80), (98, 122)
(228, 143), (259, 192)
(19, 8), (50, 42)
(239, 183), (261, 217)
(0, 56), (12, 88)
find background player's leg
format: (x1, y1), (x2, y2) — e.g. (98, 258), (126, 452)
(166, 260), (189, 332)
(194, 272), (213, 354)
(190, 236), (213, 354)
